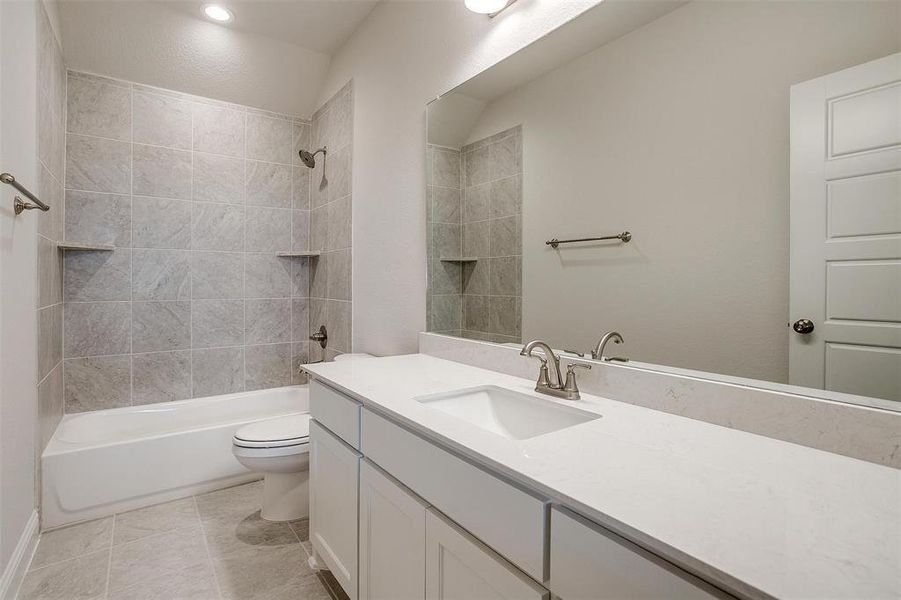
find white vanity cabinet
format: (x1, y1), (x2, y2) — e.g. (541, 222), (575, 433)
(549, 507), (728, 600)
(309, 418), (361, 600)
(359, 459), (428, 600)
(425, 508), (549, 600)
(309, 378), (736, 600)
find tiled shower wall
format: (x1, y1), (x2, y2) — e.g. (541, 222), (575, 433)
(426, 144), (463, 336)
(426, 126), (522, 343)
(36, 1), (66, 448)
(60, 71), (351, 412)
(309, 82), (353, 362)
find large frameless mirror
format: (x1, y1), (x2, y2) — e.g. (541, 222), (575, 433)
(425, 0), (901, 410)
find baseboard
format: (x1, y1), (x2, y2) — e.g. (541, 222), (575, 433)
(0, 509), (39, 600)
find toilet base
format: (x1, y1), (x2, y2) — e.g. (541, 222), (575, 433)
(261, 472), (309, 522)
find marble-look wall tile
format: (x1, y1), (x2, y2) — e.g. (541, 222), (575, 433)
(490, 175), (521, 219)
(133, 351), (191, 405)
(133, 90), (192, 150)
(433, 148), (461, 189)
(133, 144), (192, 200)
(38, 304), (63, 380)
(64, 355), (131, 412)
(192, 203), (245, 251)
(489, 257), (522, 296)
(463, 260), (488, 295)
(192, 347), (244, 397)
(132, 249), (191, 301)
(37, 235), (62, 308)
(291, 298), (309, 342)
(246, 114), (293, 164)
(64, 248), (132, 302)
(193, 103), (245, 157)
(132, 197), (191, 249)
(132, 301), (191, 352)
(489, 216), (521, 257)
(65, 191), (132, 247)
(327, 248), (351, 301)
(246, 161), (292, 208)
(310, 205), (327, 252)
(244, 255), (292, 298)
(37, 164), (63, 241)
(192, 299), (244, 348)
(66, 74), (131, 141)
(434, 223), (462, 259)
(463, 185), (489, 223)
(246, 208), (291, 252)
(246, 298), (291, 344)
(309, 251), (327, 299)
(193, 153), (244, 204)
(61, 73), (350, 410)
(327, 195), (351, 251)
(328, 300), (352, 353)
(292, 342), (310, 385)
(463, 295), (489, 332)
(66, 134), (131, 194)
(489, 133), (521, 180)
(64, 302), (131, 357)
(191, 252), (243, 299)
(433, 187), (462, 224)
(245, 343), (292, 390)
(292, 210), (310, 252)
(488, 296), (521, 337)
(38, 364), (64, 449)
(430, 295), (462, 333)
(293, 167), (310, 210)
(326, 146), (351, 202)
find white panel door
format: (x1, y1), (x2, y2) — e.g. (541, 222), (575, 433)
(424, 508), (548, 600)
(310, 420), (361, 600)
(790, 52), (901, 402)
(359, 460), (428, 600)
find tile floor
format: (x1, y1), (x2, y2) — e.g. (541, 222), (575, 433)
(18, 482), (349, 600)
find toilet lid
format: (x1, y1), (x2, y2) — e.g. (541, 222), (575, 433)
(233, 414), (310, 448)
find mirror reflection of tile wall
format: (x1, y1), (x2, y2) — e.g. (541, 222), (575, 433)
(427, 126), (522, 343)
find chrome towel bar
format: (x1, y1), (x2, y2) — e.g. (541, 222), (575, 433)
(546, 231), (631, 249)
(2, 172), (50, 215)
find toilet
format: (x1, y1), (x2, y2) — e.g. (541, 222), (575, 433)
(231, 353), (373, 521)
(232, 413), (311, 521)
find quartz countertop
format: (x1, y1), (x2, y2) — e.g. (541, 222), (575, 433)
(303, 354), (900, 600)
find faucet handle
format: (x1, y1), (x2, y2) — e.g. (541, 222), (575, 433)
(562, 363), (591, 395)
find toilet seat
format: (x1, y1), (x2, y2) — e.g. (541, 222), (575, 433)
(233, 413), (310, 449)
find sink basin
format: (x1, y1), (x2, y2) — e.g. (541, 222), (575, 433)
(415, 385), (599, 440)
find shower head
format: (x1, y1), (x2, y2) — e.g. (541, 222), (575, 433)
(299, 147), (327, 168)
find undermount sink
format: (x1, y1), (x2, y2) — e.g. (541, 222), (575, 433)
(415, 385), (599, 440)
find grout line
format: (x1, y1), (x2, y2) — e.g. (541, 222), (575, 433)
(193, 496), (225, 600)
(103, 514), (116, 597)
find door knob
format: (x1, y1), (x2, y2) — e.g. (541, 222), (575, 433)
(792, 319), (815, 334)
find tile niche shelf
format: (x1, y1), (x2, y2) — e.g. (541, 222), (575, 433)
(439, 257), (478, 263)
(57, 242), (115, 251)
(276, 251), (321, 258)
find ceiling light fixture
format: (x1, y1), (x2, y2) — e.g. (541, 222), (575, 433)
(465, 0), (514, 17)
(203, 4), (234, 23)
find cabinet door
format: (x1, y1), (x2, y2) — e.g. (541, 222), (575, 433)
(359, 460), (428, 600)
(310, 420), (361, 600)
(425, 508), (548, 600)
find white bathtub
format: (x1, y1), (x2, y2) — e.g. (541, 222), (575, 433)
(42, 385), (308, 529)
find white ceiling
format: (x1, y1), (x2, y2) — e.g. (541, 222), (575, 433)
(162, 0), (380, 55)
(57, 0), (379, 116)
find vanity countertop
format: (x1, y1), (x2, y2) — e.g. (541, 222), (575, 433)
(303, 354), (900, 600)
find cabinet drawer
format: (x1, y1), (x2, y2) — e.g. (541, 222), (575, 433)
(361, 408), (547, 582)
(549, 507), (730, 600)
(426, 508), (548, 600)
(310, 380), (361, 448)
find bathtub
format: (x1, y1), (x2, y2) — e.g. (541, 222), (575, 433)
(42, 385), (308, 529)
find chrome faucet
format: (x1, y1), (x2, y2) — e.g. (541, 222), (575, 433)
(520, 340), (591, 400)
(591, 331), (627, 362)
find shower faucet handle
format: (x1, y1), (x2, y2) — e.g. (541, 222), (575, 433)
(310, 325), (327, 349)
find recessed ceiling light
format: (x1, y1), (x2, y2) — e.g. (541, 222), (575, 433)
(203, 4), (233, 23)
(464, 0), (510, 15)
